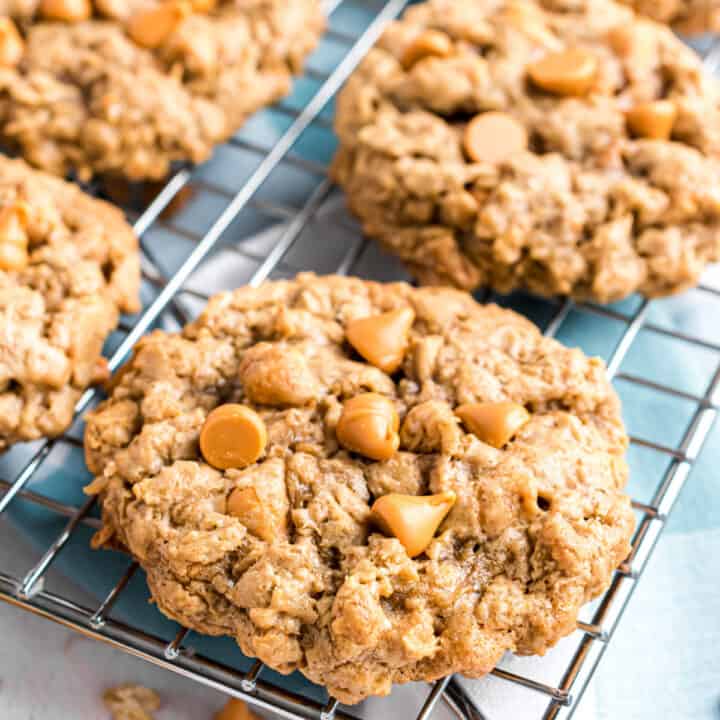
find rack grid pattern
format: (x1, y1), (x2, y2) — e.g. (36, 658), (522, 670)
(1, 2), (719, 719)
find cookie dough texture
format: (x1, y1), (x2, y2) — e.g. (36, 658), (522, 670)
(331, 0), (720, 303)
(0, 1), (324, 180)
(0, 156), (139, 452)
(621, 0), (720, 33)
(85, 274), (633, 703)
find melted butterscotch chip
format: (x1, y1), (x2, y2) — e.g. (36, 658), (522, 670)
(400, 29), (453, 69)
(200, 404), (267, 470)
(528, 48), (598, 96)
(456, 401), (530, 448)
(626, 100), (677, 140)
(336, 393), (400, 461)
(0, 18), (24, 67)
(127, 1), (192, 49)
(346, 307), (415, 374)
(39, 0), (92, 22)
(464, 112), (528, 164)
(371, 491), (456, 557)
(0, 203), (29, 272)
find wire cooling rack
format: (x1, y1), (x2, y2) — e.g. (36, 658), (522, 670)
(1, 2), (719, 718)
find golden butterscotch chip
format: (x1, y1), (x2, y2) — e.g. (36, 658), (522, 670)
(192, 0), (219, 12)
(400, 29), (453, 70)
(456, 401), (530, 448)
(626, 100), (677, 140)
(527, 48), (598, 96)
(501, 1), (560, 47)
(0, 203), (29, 271)
(227, 486), (285, 542)
(606, 23), (656, 64)
(215, 698), (260, 720)
(127, 1), (192, 49)
(200, 404), (267, 470)
(39, 0), (92, 22)
(371, 491), (456, 557)
(346, 307), (415, 374)
(464, 112), (528, 164)
(0, 18), (24, 67)
(336, 393), (400, 461)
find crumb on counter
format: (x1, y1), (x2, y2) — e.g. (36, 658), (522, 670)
(103, 684), (161, 720)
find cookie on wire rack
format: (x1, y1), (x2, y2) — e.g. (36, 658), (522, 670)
(84, 273), (634, 703)
(0, 0), (324, 181)
(331, 0), (720, 303)
(0, 155), (140, 452)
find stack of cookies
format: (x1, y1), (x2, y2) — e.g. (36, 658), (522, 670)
(2, 0), (717, 706)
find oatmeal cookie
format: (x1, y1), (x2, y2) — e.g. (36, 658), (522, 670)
(0, 155), (140, 452)
(84, 273), (633, 703)
(620, 0), (720, 33)
(331, 0), (720, 303)
(0, 0), (324, 180)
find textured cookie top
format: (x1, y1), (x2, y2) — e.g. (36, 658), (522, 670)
(85, 274), (633, 703)
(621, 0), (720, 33)
(0, 0), (324, 180)
(0, 155), (139, 451)
(332, 0), (720, 303)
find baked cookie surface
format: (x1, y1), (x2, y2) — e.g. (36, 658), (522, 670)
(332, 0), (720, 303)
(84, 273), (633, 703)
(0, 155), (140, 452)
(0, 0), (324, 180)
(620, 0), (720, 33)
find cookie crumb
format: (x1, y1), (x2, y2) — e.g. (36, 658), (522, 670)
(103, 684), (161, 720)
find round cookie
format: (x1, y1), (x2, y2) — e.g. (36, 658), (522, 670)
(0, 0), (324, 180)
(0, 155), (140, 452)
(84, 273), (634, 703)
(331, 0), (720, 303)
(620, 0), (720, 34)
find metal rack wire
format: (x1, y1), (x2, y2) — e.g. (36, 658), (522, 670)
(1, 2), (719, 718)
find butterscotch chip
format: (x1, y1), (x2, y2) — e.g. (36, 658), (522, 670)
(626, 100), (677, 140)
(215, 698), (260, 720)
(336, 393), (400, 461)
(192, 0), (219, 12)
(528, 48), (598, 96)
(371, 491), (456, 557)
(0, 0), (324, 180)
(84, 274), (633, 705)
(0, 18), (24, 67)
(464, 112), (528, 164)
(331, 0), (720, 303)
(346, 307), (415, 374)
(0, 156), (139, 453)
(40, 0), (92, 22)
(0, 203), (29, 271)
(456, 401), (531, 448)
(400, 29), (453, 69)
(127, 1), (191, 49)
(200, 404), (267, 470)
